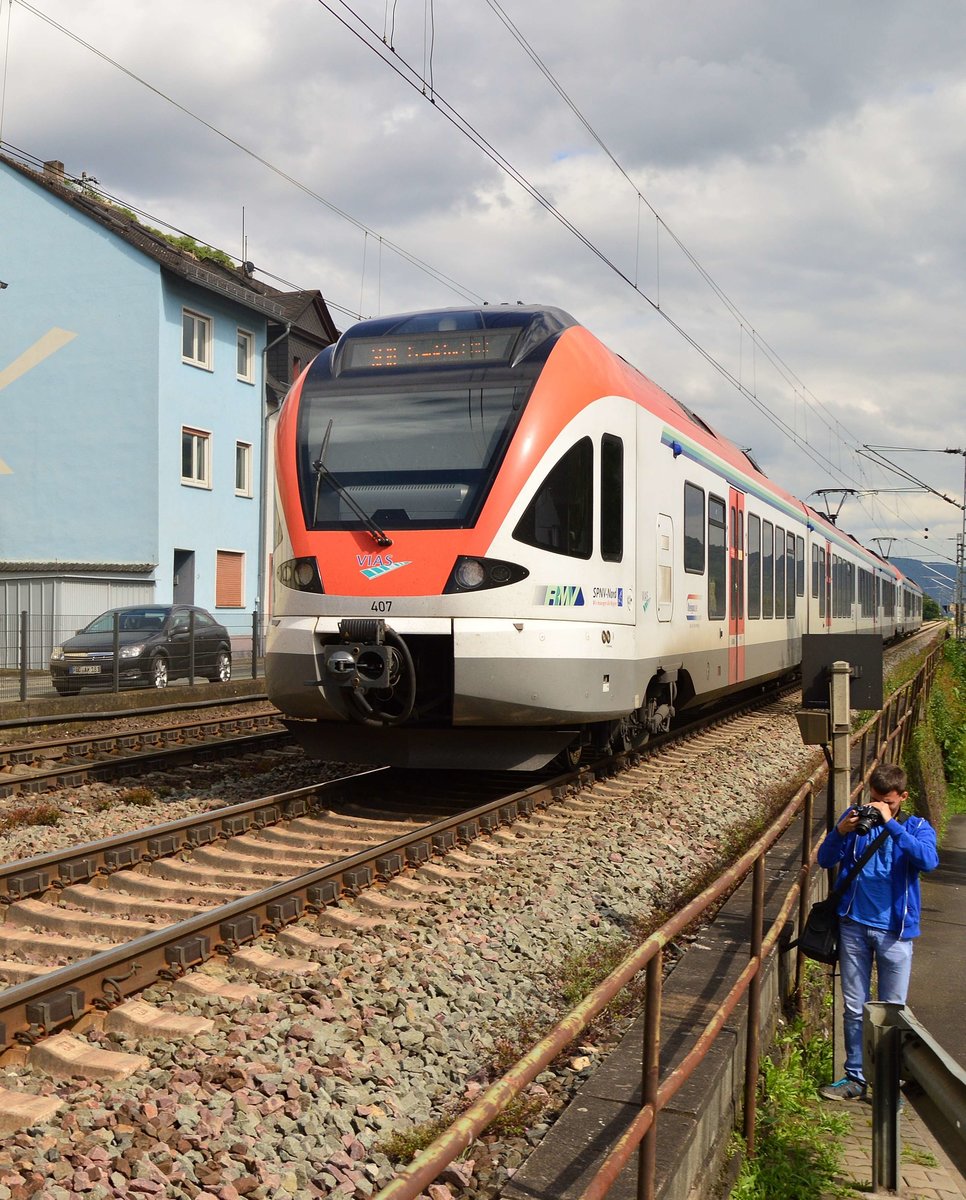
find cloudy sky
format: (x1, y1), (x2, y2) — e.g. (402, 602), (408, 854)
(3, 0), (965, 571)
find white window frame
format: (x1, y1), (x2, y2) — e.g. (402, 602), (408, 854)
(182, 308), (213, 370)
(236, 328), (254, 383)
(181, 426), (212, 489)
(235, 440), (253, 497)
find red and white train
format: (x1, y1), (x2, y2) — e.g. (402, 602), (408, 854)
(264, 305), (922, 770)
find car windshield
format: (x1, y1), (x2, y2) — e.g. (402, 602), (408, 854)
(295, 377), (535, 530)
(84, 610), (169, 634)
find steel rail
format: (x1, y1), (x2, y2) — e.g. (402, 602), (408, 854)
(0, 770), (562, 1049)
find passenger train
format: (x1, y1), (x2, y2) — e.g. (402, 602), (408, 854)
(265, 305), (922, 770)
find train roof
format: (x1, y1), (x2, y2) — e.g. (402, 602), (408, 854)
(327, 305), (920, 589)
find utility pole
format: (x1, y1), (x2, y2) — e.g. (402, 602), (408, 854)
(862, 444), (966, 641)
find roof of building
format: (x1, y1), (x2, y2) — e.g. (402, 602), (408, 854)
(1, 150), (338, 337)
(0, 562), (157, 575)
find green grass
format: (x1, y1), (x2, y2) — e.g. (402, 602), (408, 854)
(730, 1019), (852, 1199)
(930, 639), (966, 816)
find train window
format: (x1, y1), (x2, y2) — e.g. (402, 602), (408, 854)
(811, 544), (820, 599)
(300, 378), (533, 531)
(684, 483), (705, 573)
(708, 495), (726, 620)
(786, 532), (796, 617)
(859, 569), (872, 618)
(600, 435), (623, 562)
(796, 536), (805, 597)
(818, 547), (826, 618)
(775, 527), (785, 619)
(747, 515), (761, 618)
(762, 521), (774, 618)
(513, 437), (593, 558)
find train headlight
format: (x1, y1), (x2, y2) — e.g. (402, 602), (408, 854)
(275, 557), (325, 593)
(455, 559), (486, 589)
(443, 556), (529, 593)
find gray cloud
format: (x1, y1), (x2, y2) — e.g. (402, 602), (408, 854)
(4, 0), (966, 551)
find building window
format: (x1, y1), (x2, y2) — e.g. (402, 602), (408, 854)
(235, 441), (253, 497)
(182, 309), (212, 370)
(216, 550), (245, 607)
(237, 329), (254, 382)
(181, 428), (211, 488)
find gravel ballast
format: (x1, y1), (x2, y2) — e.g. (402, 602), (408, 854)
(0, 700), (830, 1200)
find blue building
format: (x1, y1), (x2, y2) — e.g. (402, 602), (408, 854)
(0, 150), (337, 664)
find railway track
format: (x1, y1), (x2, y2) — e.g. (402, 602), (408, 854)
(0, 704), (288, 797)
(0, 767), (566, 1049)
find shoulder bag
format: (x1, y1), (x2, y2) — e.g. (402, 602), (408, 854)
(792, 826), (892, 964)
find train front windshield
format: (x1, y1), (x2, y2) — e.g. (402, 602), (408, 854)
(296, 377), (535, 531)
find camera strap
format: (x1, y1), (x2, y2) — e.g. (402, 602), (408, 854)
(831, 825), (893, 899)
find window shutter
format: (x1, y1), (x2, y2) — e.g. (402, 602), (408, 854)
(216, 551), (244, 608)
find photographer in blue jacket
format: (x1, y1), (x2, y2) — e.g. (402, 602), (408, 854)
(817, 762), (939, 1101)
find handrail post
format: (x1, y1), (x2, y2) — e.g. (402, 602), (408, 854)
(19, 610), (27, 702)
(637, 951), (662, 1200)
(795, 785), (815, 1005)
(743, 854), (765, 1155)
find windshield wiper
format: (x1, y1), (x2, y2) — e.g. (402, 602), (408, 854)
(312, 419), (392, 547)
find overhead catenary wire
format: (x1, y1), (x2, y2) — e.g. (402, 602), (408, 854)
(320, 0), (941, 539)
(4, 0), (484, 310)
(3, 0), (954, 553)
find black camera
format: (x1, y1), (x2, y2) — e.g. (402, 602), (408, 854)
(853, 804), (883, 836)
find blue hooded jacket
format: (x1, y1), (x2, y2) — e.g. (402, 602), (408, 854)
(817, 810), (939, 938)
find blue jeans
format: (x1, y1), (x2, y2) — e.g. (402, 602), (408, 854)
(839, 916), (914, 1084)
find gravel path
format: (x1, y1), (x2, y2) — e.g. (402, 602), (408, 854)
(0, 700), (824, 1200)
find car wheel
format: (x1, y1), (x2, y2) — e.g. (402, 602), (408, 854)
(208, 649), (231, 684)
(149, 654), (169, 689)
(53, 681), (76, 697)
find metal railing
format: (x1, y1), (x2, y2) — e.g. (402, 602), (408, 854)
(865, 1002), (966, 1193)
(374, 643), (943, 1200)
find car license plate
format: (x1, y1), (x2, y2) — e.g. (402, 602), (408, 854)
(70, 665), (101, 675)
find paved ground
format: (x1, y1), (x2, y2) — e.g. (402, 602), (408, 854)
(822, 1092), (965, 1200)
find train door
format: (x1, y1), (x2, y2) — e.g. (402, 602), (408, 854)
(728, 488), (745, 683)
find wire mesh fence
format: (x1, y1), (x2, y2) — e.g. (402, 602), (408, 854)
(0, 608), (266, 703)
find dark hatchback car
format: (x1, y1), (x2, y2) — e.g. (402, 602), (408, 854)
(50, 605), (232, 695)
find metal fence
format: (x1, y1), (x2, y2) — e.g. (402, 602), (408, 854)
(0, 609), (266, 703)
